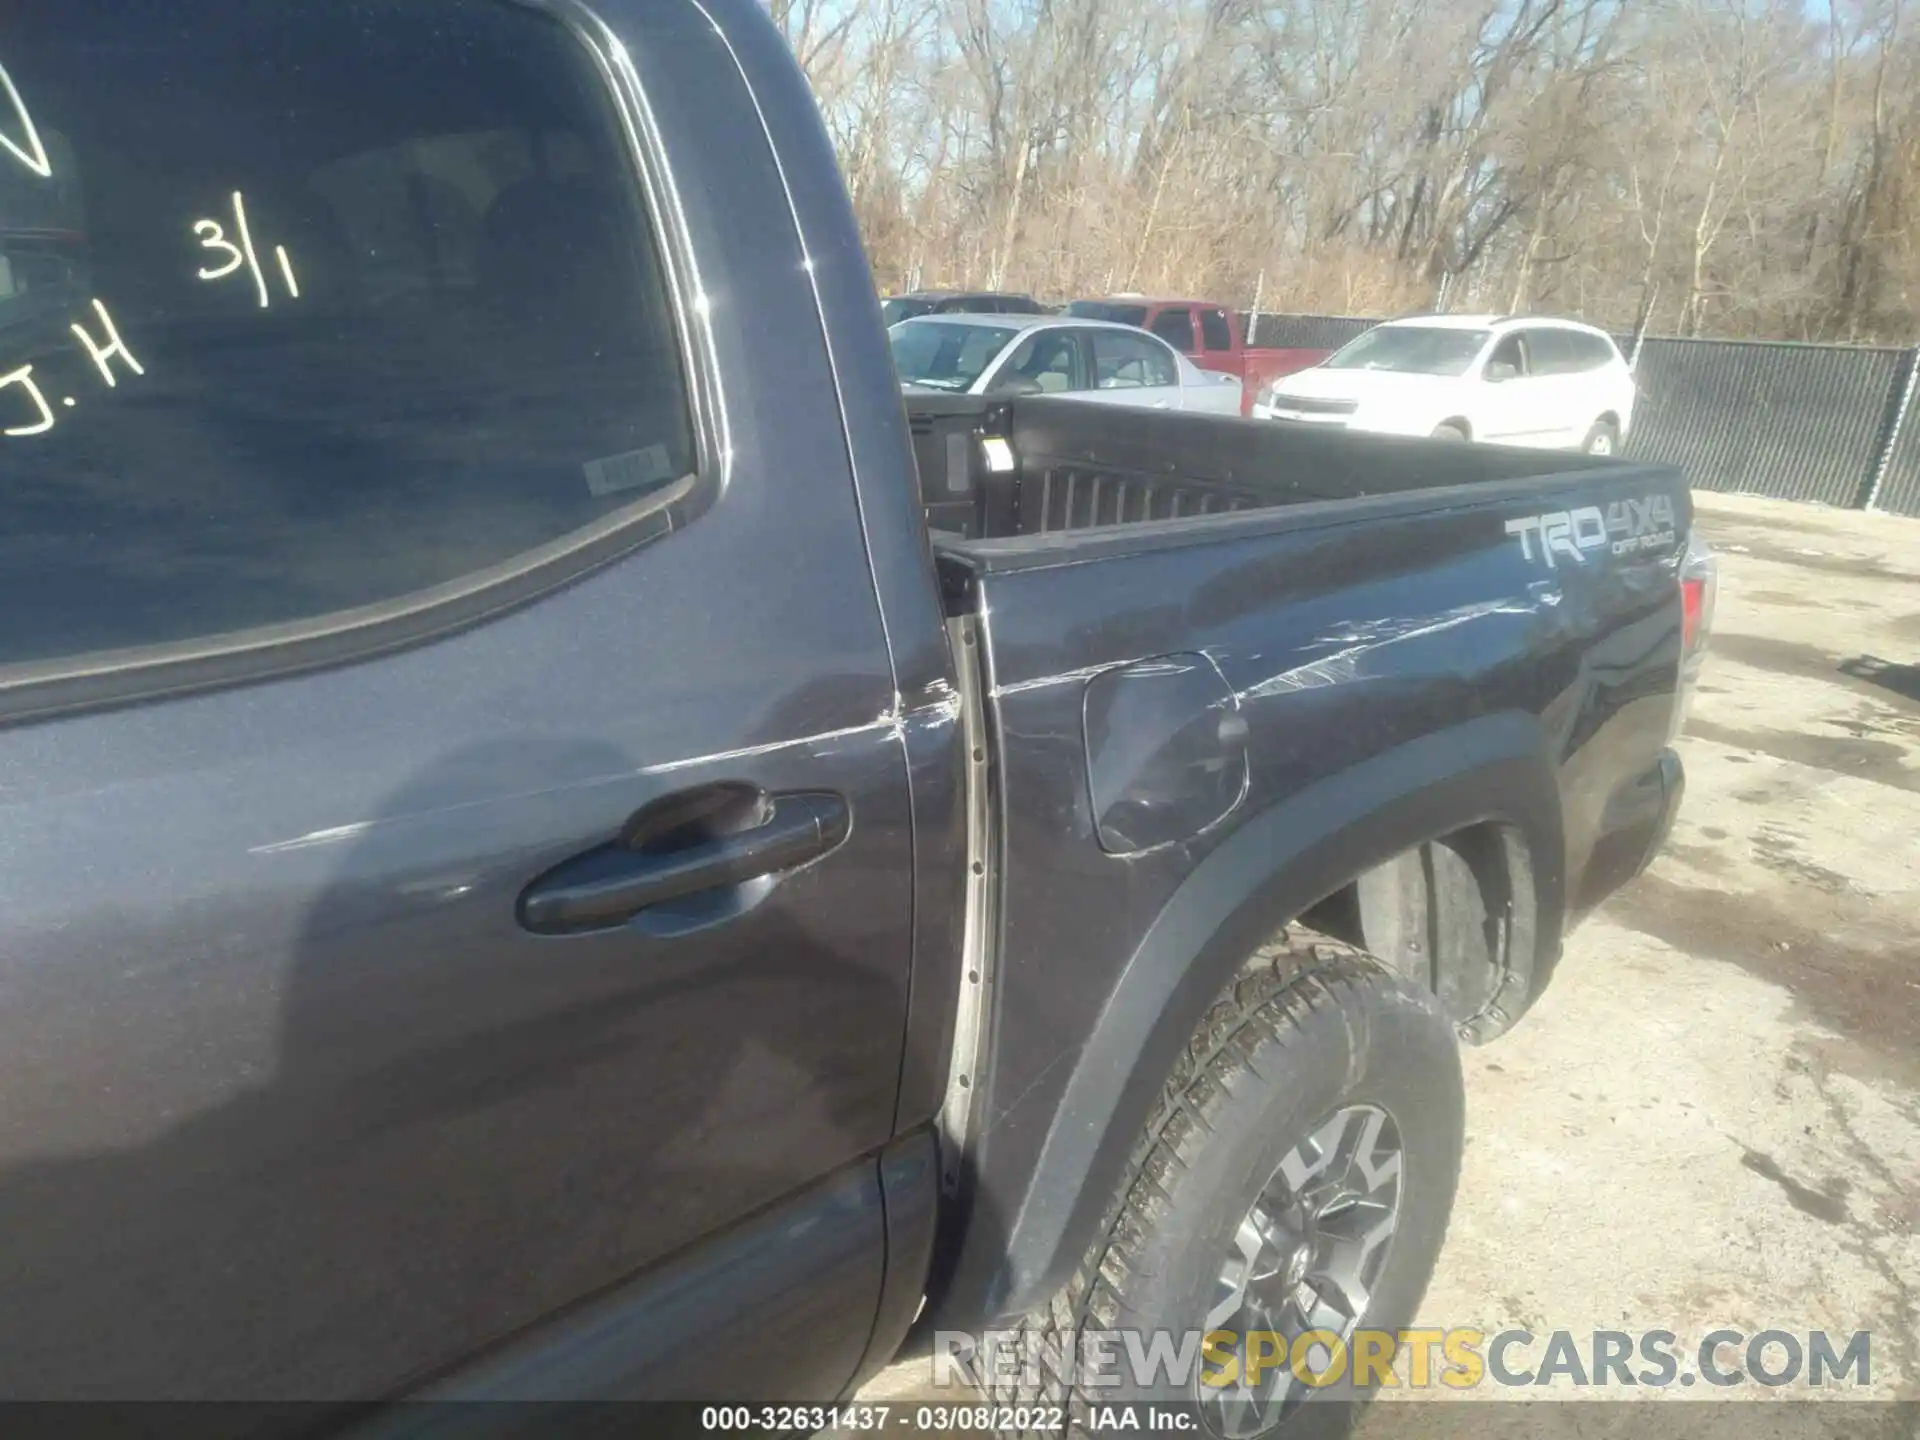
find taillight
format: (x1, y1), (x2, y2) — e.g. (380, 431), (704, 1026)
(1680, 577), (1705, 651)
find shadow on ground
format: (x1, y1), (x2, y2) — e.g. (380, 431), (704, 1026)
(1841, 655), (1920, 705)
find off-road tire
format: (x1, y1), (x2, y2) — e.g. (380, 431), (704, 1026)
(991, 929), (1465, 1440)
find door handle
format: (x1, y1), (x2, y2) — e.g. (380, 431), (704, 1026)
(518, 791), (850, 935)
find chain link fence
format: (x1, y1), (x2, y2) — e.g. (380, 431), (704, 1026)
(1626, 338), (1905, 508)
(1243, 312), (1920, 517)
(1870, 353), (1920, 517)
(1236, 312), (1376, 351)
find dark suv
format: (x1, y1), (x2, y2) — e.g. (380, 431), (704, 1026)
(880, 290), (1046, 324)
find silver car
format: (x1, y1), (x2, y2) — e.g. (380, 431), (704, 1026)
(888, 313), (1244, 414)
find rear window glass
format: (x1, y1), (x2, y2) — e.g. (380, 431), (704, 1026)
(1067, 301), (1148, 326)
(1150, 309), (1195, 352)
(936, 296), (1008, 315)
(881, 297), (937, 325)
(1525, 329), (1580, 374)
(0, 0), (693, 672)
(1579, 331), (1621, 368)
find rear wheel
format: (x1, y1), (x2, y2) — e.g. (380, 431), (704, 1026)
(995, 929), (1465, 1439)
(1429, 422), (1469, 442)
(1582, 419), (1619, 455)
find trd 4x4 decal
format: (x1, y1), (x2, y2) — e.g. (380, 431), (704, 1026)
(1506, 495), (1677, 568)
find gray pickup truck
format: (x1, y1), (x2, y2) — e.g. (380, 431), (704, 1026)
(0, 2), (1710, 1436)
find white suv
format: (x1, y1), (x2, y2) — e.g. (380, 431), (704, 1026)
(1252, 315), (1637, 453)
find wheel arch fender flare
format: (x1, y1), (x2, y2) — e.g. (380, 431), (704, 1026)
(960, 710), (1565, 1326)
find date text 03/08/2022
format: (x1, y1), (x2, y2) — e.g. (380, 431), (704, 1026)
(698, 1405), (1197, 1432)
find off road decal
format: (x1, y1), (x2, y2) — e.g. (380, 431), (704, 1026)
(1505, 495), (1677, 568)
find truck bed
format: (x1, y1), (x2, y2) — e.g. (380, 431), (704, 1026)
(916, 391), (1695, 1326)
(909, 393), (1623, 542)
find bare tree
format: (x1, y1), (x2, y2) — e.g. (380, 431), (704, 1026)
(784, 0), (1920, 341)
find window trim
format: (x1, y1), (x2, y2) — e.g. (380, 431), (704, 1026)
(1514, 328), (1555, 374)
(1483, 331), (1528, 379)
(0, 0), (725, 726)
(1144, 332), (1179, 387)
(1067, 330), (1095, 390)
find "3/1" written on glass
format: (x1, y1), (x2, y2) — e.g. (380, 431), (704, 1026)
(2, 191), (305, 438)
(194, 190), (300, 308)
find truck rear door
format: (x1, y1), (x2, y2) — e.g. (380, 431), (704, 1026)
(1199, 306), (1258, 413)
(1198, 305), (1237, 369)
(0, 0), (910, 1403)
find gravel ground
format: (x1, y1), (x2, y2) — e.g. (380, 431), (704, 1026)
(857, 490), (1920, 1432)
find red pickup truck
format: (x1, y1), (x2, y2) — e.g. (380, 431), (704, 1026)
(1066, 297), (1328, 415)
